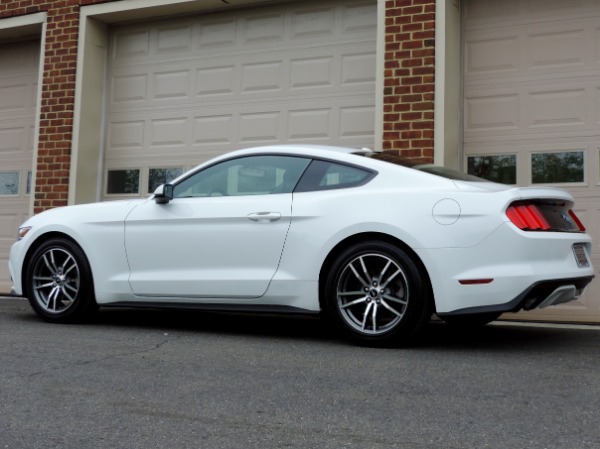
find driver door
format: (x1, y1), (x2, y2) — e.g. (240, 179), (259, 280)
(124, 155), (310, 299)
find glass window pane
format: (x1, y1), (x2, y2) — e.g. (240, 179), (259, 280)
(148, 167), (183, 193)
(295, 160), (374, 192)
(467, 155), (516, 184)
(174, 156), (310, 198)
(0, 171), (20, 195)
(26, 171), (32, 195)
(531, 151), (584, 184)
(106, 169), (140, 194)
(319, 163), (369, 187)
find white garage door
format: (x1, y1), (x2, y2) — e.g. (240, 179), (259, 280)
(103, 0), (377, 199)
(463, 0), (600, 322)
(0, 40), (39, 294)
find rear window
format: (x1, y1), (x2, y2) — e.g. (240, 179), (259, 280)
(415, 165), (485, 182)
(368, 152), (486, 182)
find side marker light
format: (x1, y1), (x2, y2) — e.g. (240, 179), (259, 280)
(458, 279), (494, 285)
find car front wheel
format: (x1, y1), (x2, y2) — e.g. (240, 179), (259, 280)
(324, 241), (432, 347)
(25, 238), (97, 323)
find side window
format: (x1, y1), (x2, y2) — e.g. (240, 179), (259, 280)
(295, 160), (375, 192)
(173, 155), (310, 198)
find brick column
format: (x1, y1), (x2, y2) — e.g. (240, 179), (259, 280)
(35, 3), (80, 213)
(383, 0), (435, 163)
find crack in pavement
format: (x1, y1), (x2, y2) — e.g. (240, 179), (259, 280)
(7, 334), (182, 380)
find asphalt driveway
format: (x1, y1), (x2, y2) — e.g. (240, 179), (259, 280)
(1, 296), (599, 449)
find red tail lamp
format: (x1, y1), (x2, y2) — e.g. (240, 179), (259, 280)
(506, 204), (550, 231)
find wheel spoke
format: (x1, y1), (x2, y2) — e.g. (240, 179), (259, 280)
(33, 275), (53, 281)
(380, 299), (402, 317)
(35, 281), (55, 290)
(338, 291), (365, 297)
(340, 296), (368, 309)
(42, 252), (58, 275)
(60, 286), (76, 303)
(371, 303), (378, 331)
(379, 260), (392, 282)
(62, 256), (77, 276)
(48, 286), (60, 311)
(64, 282), (78, 295)
(359, 257), (371, 284)
(380, 268), (401, 289)
(361, 301), (374, 330)
(349, 261), (369, 288)
(383, 293), (407, 306)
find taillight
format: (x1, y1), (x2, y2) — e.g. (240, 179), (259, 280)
(568, 210), (586, 232)
(506, 202), (586, 232)
(506, 204), (550, 231)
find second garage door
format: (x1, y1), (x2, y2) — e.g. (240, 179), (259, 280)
(463, 0), (600, 322)
(103, 0), (377, 200)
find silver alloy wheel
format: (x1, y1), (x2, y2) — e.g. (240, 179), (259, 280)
(336, 252), (409, 335)
(31, 247), (81, 314)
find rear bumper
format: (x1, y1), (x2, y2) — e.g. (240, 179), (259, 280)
(438, 275), (594, 316)
(417, 222), (595, 314)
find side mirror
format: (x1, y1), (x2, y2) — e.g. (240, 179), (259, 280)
(154, 183), (174, 204)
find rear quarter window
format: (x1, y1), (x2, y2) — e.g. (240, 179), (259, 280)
(295, 159), (376, 192)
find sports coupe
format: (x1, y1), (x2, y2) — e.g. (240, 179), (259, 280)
(8, 145), (595, 346)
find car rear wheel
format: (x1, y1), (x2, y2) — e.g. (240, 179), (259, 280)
(25, 238), (97, 323)
(324, 241), (432, 347)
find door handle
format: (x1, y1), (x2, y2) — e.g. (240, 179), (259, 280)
(247, 212), (281, 222)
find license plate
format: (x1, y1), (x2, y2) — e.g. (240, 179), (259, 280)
(572, 243), (590, 268)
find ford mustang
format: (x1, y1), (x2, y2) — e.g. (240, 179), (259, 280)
(8, 145), (595, 346)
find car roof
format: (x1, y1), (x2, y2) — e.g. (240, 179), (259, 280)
(229, 144), (375, 156)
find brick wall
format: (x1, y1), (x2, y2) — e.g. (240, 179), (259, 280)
(0, 0), (436, 212)
(383, 0), (435, 163)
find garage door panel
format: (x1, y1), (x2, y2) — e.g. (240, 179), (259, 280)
(0, 125), (30, 155)
(464, 92), (519, 133)
(465, 35), (520, 77)
(107, 120), (145, 153)
(0, 40), (40, 73)
(0, 83), (31, 114)
(465, 25), (600, 85)
(465, 81), (600, 139)
(465, 0), (599, 31)
(528, 88), (587, 128)
(106, 95), (375, 159)
(527, 28), (587, 72)
(109, 44), (376, 111)
(111, 2), (375, 64)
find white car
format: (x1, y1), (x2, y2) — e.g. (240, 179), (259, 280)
(8, 145), (595, 346)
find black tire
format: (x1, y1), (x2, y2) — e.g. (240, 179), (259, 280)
(323, 241), (432, 347)
(25, 238), (97, 323)
(438, 312), (502, 328)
